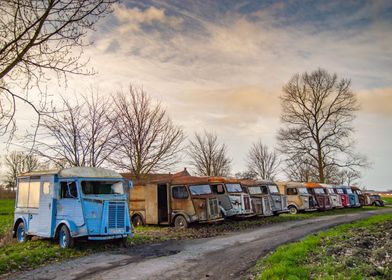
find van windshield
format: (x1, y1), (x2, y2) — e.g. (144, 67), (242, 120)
(314, 188), (325, 194)
(248, 186), (262, 194)
(336, 188), (344, 194)
(327, 189), (335, 194)
(268, 185), (279, 194)
(345, 189), (353, 194)
(226, 183), (242, 193)
(298, 188), (309, 194)
(189, 185), (212, 195)
(81, 181), (125, 195)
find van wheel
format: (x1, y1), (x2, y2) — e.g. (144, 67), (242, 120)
(132, 215), (144, 227)
(288, 206), (298, 215)
(59, 225), (74, 249)
(16, 222), (30, 243)
(174, 215), (188, 229)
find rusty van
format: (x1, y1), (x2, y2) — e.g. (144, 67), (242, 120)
(277, 182), (317, 214)
(332, 185), (350, 207)
(129, 175), (223, 229)
(351, 186), (366, 206)
(340, 185), (361, 207)
(220, 178), (255, 218)
(322, 184), (343, 208)
(303, 182), (332, 211)
(241, 180), (288, 216)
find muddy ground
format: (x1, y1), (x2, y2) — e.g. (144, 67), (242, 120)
(5, 208), (392, 280)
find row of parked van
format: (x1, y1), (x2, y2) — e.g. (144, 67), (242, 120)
(12, 167), (384, 248)
(128, 173), (385, 229)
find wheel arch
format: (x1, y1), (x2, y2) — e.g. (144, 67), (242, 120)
(13, 216), (27, 237)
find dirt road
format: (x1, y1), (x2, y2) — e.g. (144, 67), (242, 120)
(7, 208), (392, 280)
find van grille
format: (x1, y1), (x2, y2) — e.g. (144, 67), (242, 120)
(208, 198), (220, 218)
(244, 195), (251, 210)
(281, 196), (288, 209)
(108, 202), (125, 229)
(262, 197), (272, 216)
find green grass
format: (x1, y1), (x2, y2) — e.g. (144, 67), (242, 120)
(0, 200), (14, 238)
(382, 197), (392, 205)
(251, 213), (392, 280)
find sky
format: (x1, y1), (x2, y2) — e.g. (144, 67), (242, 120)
(5, 0), (392, 190)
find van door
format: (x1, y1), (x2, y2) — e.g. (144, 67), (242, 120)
(157, 184), (169, 224)
(57, 180), (84, 227)
(33, 180), (55, 237)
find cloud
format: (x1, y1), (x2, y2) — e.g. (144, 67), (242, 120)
(113, 4), (183, 33)
(358, 88), (392, 116)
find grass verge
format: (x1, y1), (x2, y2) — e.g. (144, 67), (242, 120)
(249, 213), (392, 280)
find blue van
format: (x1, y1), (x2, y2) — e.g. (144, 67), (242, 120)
(13, 167), (132, 248)
(340, 185), (361, 207)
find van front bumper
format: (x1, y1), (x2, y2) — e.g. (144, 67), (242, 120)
(88, 234), (130, 240)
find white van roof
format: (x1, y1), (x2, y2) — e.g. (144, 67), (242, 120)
(19, 167), (123, 179)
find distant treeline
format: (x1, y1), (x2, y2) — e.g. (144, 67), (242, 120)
(0, 188), (15, 199)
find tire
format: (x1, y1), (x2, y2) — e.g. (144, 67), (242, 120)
(288, 205), (298, 215)
(16, 222), (29, 243)
(132, 215), (144, 227)
(58, 225), (74, 249)
(173, 215), (188, 229)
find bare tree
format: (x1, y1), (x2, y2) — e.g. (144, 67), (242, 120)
(338, 168), (361, 186)
(247, 140), (280, 180)
(284, 155), (315, 182)
(32, 91), (116, 167)
(3, 151), (42, 190)
(188, 131), (231, 177)
(110, 87), (184, 179)
(234, 170), (258, 180)
(0, 0), (117, 139)
(278, 68), (368, 183)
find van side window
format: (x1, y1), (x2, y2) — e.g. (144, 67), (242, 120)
(286, 188), (298, 195)
(172, 186), (188, 199)
(211, 184), (225, 194)
(16, 180), (41, 208)
(60, 181), (78, 199)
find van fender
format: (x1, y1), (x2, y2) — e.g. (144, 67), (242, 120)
(131, 211), (146, 224)
(287, 203), (299, 209)
(219, 205), (227, 217)
(12, 216), (28, 237)
(55, 220), (80, 238)
(171, 211), (191, 224)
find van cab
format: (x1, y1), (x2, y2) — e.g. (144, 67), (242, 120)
(277, 182), (317, 214)
(303, 182), (332, 211)
(241, 180), (288, 216)
(221, 178), (255, 218)
(340, 185), (361, 207)
(332, 186), (350, 207)
(13, 167), (132, 248)
(322, 184), (343, 208)
(129, 175), (224, 229)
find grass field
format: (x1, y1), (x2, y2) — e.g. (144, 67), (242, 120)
(0, 200), (14, 238)
(0, 199), (385, 276)
(250, 213), (392, 280)
(382, 197), (392, 205)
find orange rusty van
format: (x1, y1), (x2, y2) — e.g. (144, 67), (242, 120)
(277, 182), (317, 214)
(303, 182), (332, 211)
(129, 175), (224, 229)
